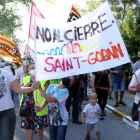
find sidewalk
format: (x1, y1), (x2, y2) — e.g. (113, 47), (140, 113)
(87, 88), (140, 132)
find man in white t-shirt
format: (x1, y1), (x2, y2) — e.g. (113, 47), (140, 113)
(0, 57), (13, 74)
(128, 69), (140, 126)
(0, 68), (36, 140)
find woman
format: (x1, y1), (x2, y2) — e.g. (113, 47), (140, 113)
(92, 70), (112, 120)
(35, 76), (77, 140)
(20, 62), (49, 140)
(0, 68), (36, 140)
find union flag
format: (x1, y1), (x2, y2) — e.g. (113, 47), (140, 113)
(67, 5), (81, 22)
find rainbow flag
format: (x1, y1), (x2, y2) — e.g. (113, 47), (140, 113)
(67, 5), (81, 22)
(0, 35), (23, 65)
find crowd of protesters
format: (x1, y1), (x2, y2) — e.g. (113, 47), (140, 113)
(1, 50), (140, 140)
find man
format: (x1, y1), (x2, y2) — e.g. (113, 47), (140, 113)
(128, 69), (140, 126)
(0, 57), (13, 74)
(110, 65), (126, 107)
(14, 62), (20, 74)
(66, 75), (83, 124)
(15, 55), (31, 103)
(133, 51), (140, 72)
(0, 57), (14, 100)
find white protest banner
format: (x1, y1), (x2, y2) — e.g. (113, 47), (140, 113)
(34, 1), (130, 81)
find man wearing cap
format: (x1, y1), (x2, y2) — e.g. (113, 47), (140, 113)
(15, 55), (31, 103)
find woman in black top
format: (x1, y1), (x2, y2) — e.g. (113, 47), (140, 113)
(92, 70), (112, 120)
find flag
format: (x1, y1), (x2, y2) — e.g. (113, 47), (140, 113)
(29, 2), (45, 40)
(24, 44), (35, 56)
(0, 35), (23, 65)
(67, 5), (81, 22)
(12, 59), (17, 64)
(46, 0), (56, 4)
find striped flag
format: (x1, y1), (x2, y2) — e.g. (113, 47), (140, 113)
(12, 59), (17, 64)
(46, 0), (56, 4)
(67, 5), (81, 22)
(0, 35), (23, 65)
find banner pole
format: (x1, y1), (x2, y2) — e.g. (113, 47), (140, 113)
(36, 89), (37, 105)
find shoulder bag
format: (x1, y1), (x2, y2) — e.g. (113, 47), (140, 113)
(131, 101), (140, 121)
(19, 94), (30, 117)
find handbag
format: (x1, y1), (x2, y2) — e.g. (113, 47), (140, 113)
(19, 94), (30, 117)
(131, 101), (140, 121)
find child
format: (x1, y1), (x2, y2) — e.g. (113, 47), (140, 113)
(81, 92), (102, 140)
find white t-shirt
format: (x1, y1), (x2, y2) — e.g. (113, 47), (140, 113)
(0, 66), (13, 74)
(129, 69), (140, 106)
(83, 103), (101, 124)
(0, 70), (15, 111)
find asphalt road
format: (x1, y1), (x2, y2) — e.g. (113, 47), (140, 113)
(13, 94), (140, 140)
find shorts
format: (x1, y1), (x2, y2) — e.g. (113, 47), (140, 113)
(112, 80), (125, 92)
(86, 122), (99, 132)
(80, 87), (84, 98)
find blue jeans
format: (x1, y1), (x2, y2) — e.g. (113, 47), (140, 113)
(112, 80), (125, 92)
(0, 108), (16, 140)
(10, 88), (14, 100)
(138, 110), (140, 127)
(84, 82), (87, 98)
(49, 125), (67, 140)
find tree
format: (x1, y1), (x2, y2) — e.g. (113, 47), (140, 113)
(76, 0), (140, 26)
(121, 7), (140, 61)
(0, 0), (32, 47)
(75, 0), (104, 16)
(109, 0), (140, 25)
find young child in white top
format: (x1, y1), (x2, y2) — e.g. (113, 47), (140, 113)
(82, 92), (101, 140)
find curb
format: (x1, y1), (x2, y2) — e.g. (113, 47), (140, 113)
(105, 104), (140, 132)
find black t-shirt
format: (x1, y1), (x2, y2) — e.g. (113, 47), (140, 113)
(92, 70), (110, 87)
(68, 75), (83, 95)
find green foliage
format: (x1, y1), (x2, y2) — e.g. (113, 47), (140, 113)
(109, 0), (139, 25)
(0, 0), (32, 47)
(75, 0), (105, 16)
(76, 0), (140, 88)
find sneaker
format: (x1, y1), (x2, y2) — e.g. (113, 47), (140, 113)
(100, 115), (104, 120)
(114, 103), (119, 107)
(102, 110), (106, 116)
(119, 101), (126, 106)
(85, 135), (90, 140)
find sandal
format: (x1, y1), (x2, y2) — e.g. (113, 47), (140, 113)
(108, 96), (114, 100)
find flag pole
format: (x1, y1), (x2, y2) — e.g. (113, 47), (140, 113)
(26, 2), (33, 66)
